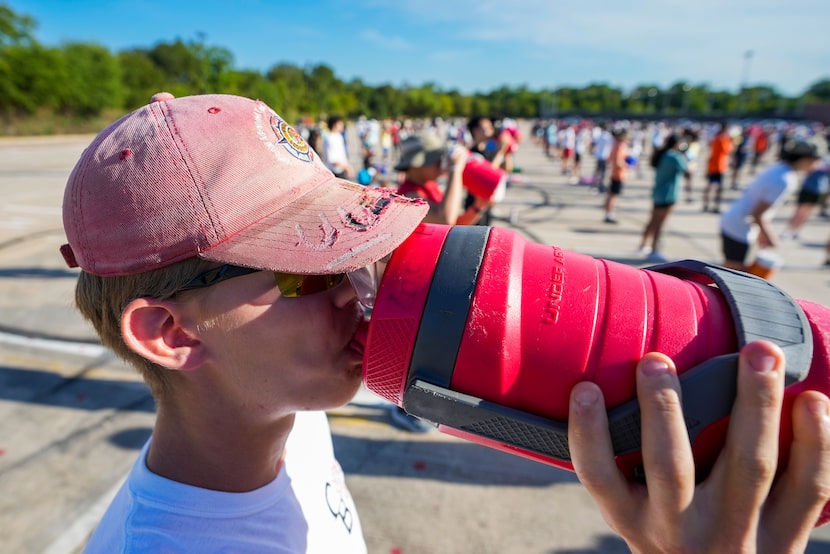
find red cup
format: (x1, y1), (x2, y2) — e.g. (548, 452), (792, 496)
(747, 250), (783, 280)
(462, 155), (507, 202)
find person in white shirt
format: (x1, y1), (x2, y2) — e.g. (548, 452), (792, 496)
(323, 115), (354, 179)
(592, 123), (613, 192)
(560, 124), (577, 175)
(720, 140), (821, 271)
(572, 125), (591, 182)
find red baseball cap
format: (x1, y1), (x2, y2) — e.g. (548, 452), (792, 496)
(60, 93), (428, 276)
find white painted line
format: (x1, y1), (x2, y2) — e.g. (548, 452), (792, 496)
(42, 477), (125, 554)
(351, 385), (394, 407)
(5, 204), (63, 215)
(0, 216), (36, 230)
(0, 330), (107, 358)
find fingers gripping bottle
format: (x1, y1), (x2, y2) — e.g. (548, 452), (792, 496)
(361, 223), (830, 525)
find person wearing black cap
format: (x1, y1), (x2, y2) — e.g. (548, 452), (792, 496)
(394, 131), (488, 226)
(720, 139), (822, 271)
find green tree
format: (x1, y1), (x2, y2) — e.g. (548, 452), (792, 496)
(0, 3), (35, 46)
(267, 63), (309, 118)
(577, 83), (622, 114)
(305, 63), (343, 117)
(625, 86), (651, 114)
(469, 94), (491, 117)
(511, 87), (542, 118)
(365, 84), (405, 119)
(487, 86), (514, 117)
(804, 79), (830, 102)
(331, 89), (360, 119)
(190, 36), (234, 92)
(147, 39), (202, 94)
(0, 43), (65, 113)
(684, 85), (711, 115)
(402, 83), (442, 118)
(446, 90), (472, 118)
(226, 69), (282, 111)
(119, 49), (168, 109)
(554, 87), (576, 113)
(0, 3), (42, 114)
(144, 38), (233, 96)
(740, 85), (780, 116)
(708, 89), (739, 116)
(346, 78), (373, 117)
(60, 42), (122, 115)
(664, 81), (691, 113)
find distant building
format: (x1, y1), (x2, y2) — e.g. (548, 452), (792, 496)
(804, 103), (830, 125)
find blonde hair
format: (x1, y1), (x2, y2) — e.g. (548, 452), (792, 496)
(74, 258), (216, 398)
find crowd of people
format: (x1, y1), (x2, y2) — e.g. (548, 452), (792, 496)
(300, 111), (830, 277)
(530, 116), (829, 268)
(307, 111), (830, 272)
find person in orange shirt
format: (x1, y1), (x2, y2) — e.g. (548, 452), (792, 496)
(752, 128), (770, 174)
(603, 128), (629, 223)
(702, 123), (734, 213)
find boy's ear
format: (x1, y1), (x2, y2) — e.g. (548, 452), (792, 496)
(121, 298), (205, 371)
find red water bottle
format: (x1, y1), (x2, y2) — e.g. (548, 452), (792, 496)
(362, 223), (830, 524)
(462, 155), (507, 202)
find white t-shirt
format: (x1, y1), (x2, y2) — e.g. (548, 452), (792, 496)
(561, 127), (576, 150)
(720, 162), (799, 243)
(83, 411), (366, 553)
(630, 130), (644, 158)
(323, 131), (349, 174)
(575, 128), (590, 155)
(594, 131), (612, 160)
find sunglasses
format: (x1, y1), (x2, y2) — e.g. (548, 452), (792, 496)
(177, 262), (383, 311)
(179, 265), (347, 297)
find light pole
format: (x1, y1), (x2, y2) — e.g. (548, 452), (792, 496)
(739, 50), (754, 115)
(741, 50), (754, 86)
(682, 84), (692, 115)
(630, 90), (640, 114)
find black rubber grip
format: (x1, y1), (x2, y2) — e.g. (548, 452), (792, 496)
(407, 225), (491, 389)
(404, 379), (573, 461)
(647, 260), (812, 385)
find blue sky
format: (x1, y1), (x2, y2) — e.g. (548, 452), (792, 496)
(11, 0), (830, 96)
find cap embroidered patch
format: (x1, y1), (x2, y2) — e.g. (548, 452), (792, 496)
(271, 115), (313, 162)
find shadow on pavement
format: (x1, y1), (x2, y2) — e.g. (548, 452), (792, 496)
(0, 266), (78, 279)
(0, 365), (154, 413)
(333, 432), (581, 487)
(549, 535), (631, 554)
(109, 426), (153, 449)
